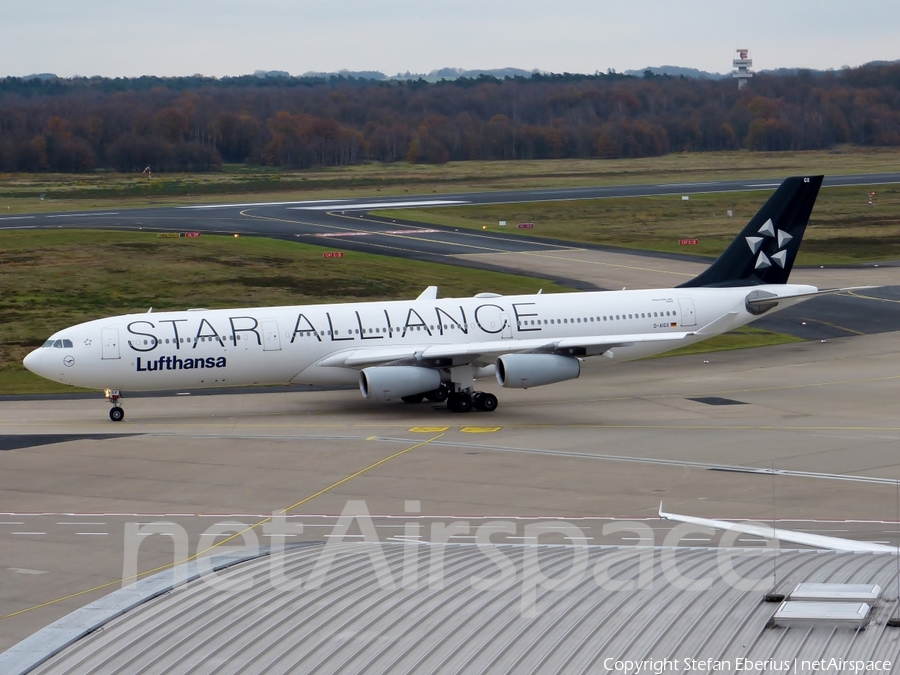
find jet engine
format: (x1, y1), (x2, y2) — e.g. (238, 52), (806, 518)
(359, 366), (442, 401)
(496, 353), (580, 389)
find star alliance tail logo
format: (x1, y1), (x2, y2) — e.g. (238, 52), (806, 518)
(746, 218), (793, 270)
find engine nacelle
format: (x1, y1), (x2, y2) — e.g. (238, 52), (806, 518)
(359, 366), (442, 401)
(496, 353), (580, 389)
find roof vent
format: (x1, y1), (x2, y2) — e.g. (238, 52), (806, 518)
(773, 601), (871, 628)
(789, 583), (881, 603)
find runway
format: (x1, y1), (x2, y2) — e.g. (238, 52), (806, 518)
(3, 172), (900, 264)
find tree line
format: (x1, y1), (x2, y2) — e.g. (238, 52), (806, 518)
(1, 64), (899, 172)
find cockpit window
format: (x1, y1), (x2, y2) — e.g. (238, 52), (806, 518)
(43, 339), (73, 348)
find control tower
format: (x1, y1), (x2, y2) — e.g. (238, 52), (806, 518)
(733, 49), (753, 89)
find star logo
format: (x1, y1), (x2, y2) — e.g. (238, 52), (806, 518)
(84, 339), (92, 347)
(746, 218), (793, 270)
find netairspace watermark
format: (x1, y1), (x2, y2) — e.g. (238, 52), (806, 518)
(119, 499), (799, 620)
(603, 657), (893, 673)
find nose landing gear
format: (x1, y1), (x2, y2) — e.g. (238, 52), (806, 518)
(105, 389), (124, 422)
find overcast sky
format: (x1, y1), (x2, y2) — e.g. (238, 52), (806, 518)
(3, 0), (898, 78)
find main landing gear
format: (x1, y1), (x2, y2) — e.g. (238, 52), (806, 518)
(449, 391), (499, 413)
(402, 384), (498, 413)
(106, 389), (124, 422)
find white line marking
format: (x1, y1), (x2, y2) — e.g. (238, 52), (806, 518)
(12, 532), (46, 535)
(0, 522), (24, 525)
(314, 228), (442, 238)
(292, 199), (466, 211)
(0, 216), (35, 221)
(57, 522), (108, 526)
(181, 199), (348, 209)
(75, 532), (108, 536)
(45, 213), (119, 218)
(9, 568), (48, 575)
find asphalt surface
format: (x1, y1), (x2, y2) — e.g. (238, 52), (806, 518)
(3, 172), (900, 263)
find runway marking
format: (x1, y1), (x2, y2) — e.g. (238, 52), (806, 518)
(476, 249), (697, 279)
(360, 212), (582, 252)
(9, 569), (47, 575)
(326, 211), (521, 254)
(0, 431), (445, 622)
(409, 426), (450, 433)
(314, 229), (442, 237)
(182, 199), (348, 209)
(237, 210), (452, 257)
(426, 439), (900, 485)
(847, 290), (900, 304)
(12, 532), (46, 535)
(292, 199), (466, 210)
(45, 212), (119, 218)
(460, 426), (502, 433)
(796, 316), (865, 336)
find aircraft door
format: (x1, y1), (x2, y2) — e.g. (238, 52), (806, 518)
(101, 329), (120, 360)
(677, 297), (697, 327)
(262, 320), (282, 351)
(500, 313), (513, 339)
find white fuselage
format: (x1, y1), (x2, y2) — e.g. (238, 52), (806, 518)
(24, 284), (814, 393)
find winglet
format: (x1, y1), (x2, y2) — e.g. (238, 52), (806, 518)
(416, 286), (438, 300)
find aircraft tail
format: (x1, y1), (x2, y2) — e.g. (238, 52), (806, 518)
(679, 175), (823, 288)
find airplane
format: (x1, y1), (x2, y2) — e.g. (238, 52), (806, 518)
(24, 175), (840, 422)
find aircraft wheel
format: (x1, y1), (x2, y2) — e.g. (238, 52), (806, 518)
(475, 392), (498, 412)
(109, 407), (124, 422)
(401, 393), (426, 404)
(425, 384), (449, 403)
(448, 392), (472, 413)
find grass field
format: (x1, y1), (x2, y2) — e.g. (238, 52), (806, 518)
(0, 230), (570, 394)
(2, 146), (899, 214)
(376, 183), (900, 265)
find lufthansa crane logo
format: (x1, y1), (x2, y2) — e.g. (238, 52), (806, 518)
(63, 355), (75, 367)
(745, 218), (792, 270)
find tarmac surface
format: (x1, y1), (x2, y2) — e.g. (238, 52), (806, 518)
(4, 174), (900, 654)
(4, 329), (900, 650)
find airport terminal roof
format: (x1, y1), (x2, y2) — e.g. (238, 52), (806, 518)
(6, 542), (900, 674)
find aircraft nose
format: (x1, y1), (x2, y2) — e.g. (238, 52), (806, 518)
(23, 348), (44, 375)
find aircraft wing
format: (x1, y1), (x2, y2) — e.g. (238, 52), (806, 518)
(316, 331), (694, 369)
(659, 504), (896, 554)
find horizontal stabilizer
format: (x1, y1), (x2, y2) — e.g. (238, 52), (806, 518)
(745, 285), (880, 308)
